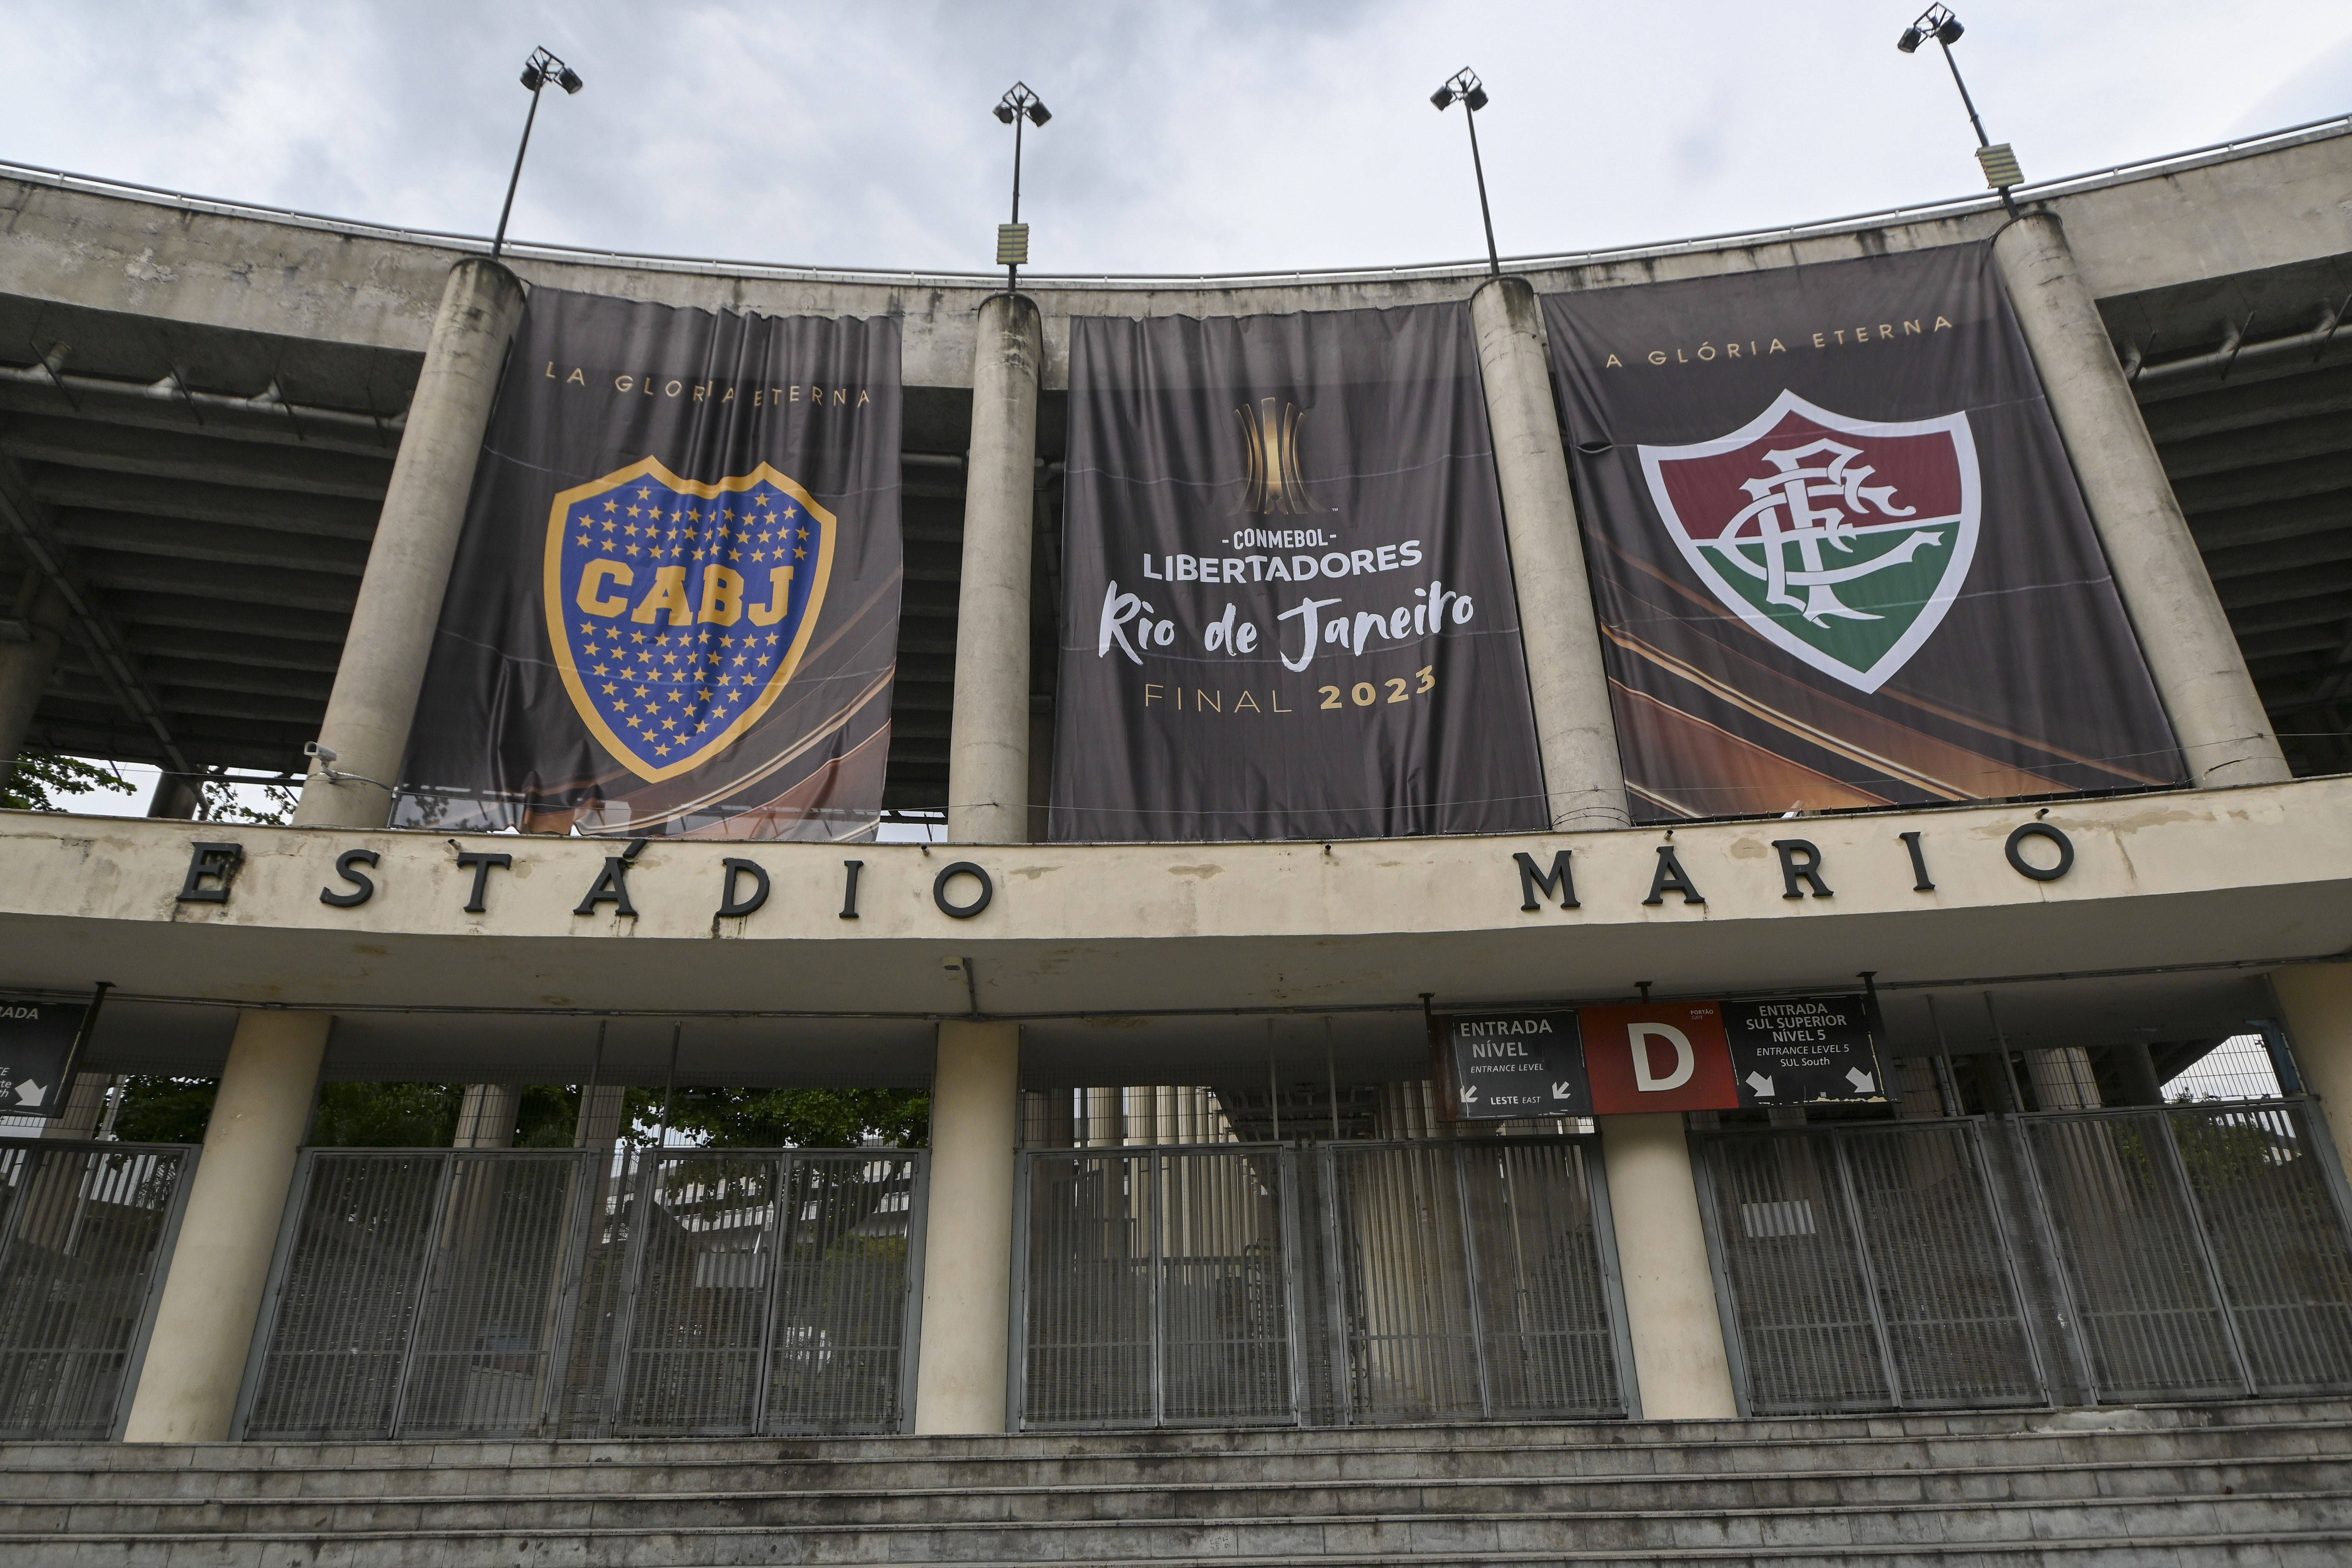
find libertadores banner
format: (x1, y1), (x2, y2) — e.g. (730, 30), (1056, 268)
(1543, 242), (2184, 823)
(396, 290), (901, 840)
(1051, 305), (1546, 841)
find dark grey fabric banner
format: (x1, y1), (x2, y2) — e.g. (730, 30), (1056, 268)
(396, 289), (901, 840)
(1544, 242), (2183, 822)
(1051, 305), (1545, 841)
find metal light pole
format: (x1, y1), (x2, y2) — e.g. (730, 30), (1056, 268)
(1897, 7), (2020, 215)
(1431, 68), (1500, 278)
(993, 82), (1051, 293)
(492, 46), (584, 259)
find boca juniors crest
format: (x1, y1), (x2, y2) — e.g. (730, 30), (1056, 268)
(547, 459), (834, 781)
(395, 288), (902, 838)
(1639, 390), (1979, 695)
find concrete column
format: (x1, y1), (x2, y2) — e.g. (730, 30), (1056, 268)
(453, 1082), (521, 1148)
(947, 294), (1043, 846)
(147, 772), (204, 819)
(125, 1009), (329, 1442)
(42, 1072), (112, 1139)
(0, 582), (71, 765)
(2025, 1046), (2101, 1111)
(1470, 277), (1629, 831)
(1990, 213), (2288, 789)
(2275, 964), (2352, 1171)
(573, 1083), (628, 1149)
(1598, 1112), (1740, 1420)
(296, 259), (526, 829)
(913, 1019), (1020, 1433)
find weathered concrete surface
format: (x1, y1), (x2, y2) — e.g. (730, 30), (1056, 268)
(1601, 1111), (1740, 1420)
(3, 125), (2344, 390)
(0, 778), (2344, 1046)
(913, 1019), (1020, 1433)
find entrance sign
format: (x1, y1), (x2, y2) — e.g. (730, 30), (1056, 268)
(1443, 1010), (1589, 1119)
(1723, 994), (1886, 1104)
(1050, 305), (1546, 841)
(397, 289), (903, 841)
(1543, 242), (2183, 823)
(1580, 1002), (1742, 1114)
(0, 996), (90, 1117)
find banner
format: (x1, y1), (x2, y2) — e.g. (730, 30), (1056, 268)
(1544, 243), (2183, 823)
(396, 289), (901, 840)
(1050, 305), (1546, 841)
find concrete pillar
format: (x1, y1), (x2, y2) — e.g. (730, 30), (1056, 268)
(124, 1010), (329, 1442)
(41, 1072), (112, 1139)
(2274, 965), (2352, 1171)
(453, 1082), (521, 1148)
(947, 294), (1043, 846)
(1598, 1112), (1740, 1420)
(296, 259), (527, 829)
(1470, 277), (1629, 831)
(2025, 1046), (2101, 1111)
(573, 1083), (628, 1149)
(1990, 213), (2288, 789)
(0, 582), (71, 765)
(913, 1019), (1020, 1433)
(147, 772), (204, 819)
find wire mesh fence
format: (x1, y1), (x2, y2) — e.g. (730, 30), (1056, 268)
(0, 1138), (194, 1440)
(238, 1146), (923, 1440)
(1015, 1135), (1629, 1429)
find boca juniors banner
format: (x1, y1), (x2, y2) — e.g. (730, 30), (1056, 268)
(396, 289), (901, 839)
(1543, 242), (2183, 822)
(1051, 305), (1546, 841)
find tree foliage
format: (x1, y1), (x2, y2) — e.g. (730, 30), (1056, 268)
(1, 752), (133, 812)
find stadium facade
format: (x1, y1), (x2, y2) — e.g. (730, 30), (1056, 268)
(0, 112), (2350, 1562)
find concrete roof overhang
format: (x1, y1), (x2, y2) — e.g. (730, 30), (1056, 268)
(0, 776), (2342, 1087)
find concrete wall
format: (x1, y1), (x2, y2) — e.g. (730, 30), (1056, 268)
(2, 125), (2344, 390)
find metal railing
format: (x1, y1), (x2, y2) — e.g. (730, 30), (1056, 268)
(0, 1138), (196, 1440)
(1013, 1135), (1631, 1429)
(1693, 1102), (2352, 1416)
(237, 1145), (924, 1440)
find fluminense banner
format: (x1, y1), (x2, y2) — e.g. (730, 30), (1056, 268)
(1543, 242), (2183, 822)
(1050, 305), (1546, 841)
(397, 289), (901, 839)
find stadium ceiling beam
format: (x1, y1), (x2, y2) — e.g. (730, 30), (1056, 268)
(73, 552), (360, 615)
(0, 414), (393, 499)
(0, 381), (406, 459)
(53, 510), (370, 577)
(2200, 530), (2352, 582)
(2138, 362), (2352, 444)
(27, 470), (382, 539)
(2159, 413), (2352, 482)
(2186, 491), (2352, 552)
(0, 450), (191, 773)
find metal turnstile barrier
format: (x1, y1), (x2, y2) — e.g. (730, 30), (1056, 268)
(1693, 1119), (2044, 1416)
(1014, 1136), (1631, 1430)
(2019, 1102), (2352, 1402)
(0, 1138), (195, 1440)
(238, 1146), (924, 1440)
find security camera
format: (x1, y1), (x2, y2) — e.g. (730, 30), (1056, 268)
(304, 741), (338, 764)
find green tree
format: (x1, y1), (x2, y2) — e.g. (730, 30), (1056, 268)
(109, 1076), (218, 1144)
(2, 753), (132, 812)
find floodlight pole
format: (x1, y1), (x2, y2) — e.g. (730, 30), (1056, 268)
(1462, 97), (1500, 278)
(493, 46), (583, 259)
(1936, 34), (1993, 152)
(1009, 107), (1025, 294)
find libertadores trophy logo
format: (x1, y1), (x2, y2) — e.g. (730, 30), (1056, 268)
(1637, 389), (1979, 693)
(544, 457), (836, 782)
(1236, 396), (1321, 514)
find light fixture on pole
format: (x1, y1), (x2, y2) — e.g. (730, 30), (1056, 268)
(992, 82), (1051, 294)
(1430, 68), (1500, 278)
(492, 46), (585, 259)
(1896, 6), (2020, 214)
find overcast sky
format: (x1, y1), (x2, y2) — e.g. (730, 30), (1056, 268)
(2, 1), (2347, 278)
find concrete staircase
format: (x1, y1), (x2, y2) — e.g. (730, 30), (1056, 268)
(3, 1401), (2350, 1565)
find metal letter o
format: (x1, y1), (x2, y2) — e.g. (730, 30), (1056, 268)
(2004, 822), (2074, 882)
(933, 861), (994, 919)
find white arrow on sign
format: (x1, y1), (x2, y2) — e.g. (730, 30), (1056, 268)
(1846, 1067), (1877, 1094)
(1551, 1081), (1573, 1099)
(14, 1080), (46, 1108)
(1461, 1084), (1481, 1104)
(1744, 1071), (1777, 1098)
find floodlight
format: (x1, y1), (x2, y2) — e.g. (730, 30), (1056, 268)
(1895, 7), (2015, 214)
(1463, 85), (1489, 111)
(557, 67), (584, 95)
(520, 63), (544, 89)
(1431, 86), (1455, 109)
(1429, 69), (1501, 277)
(494, 47), (587, 257)
(1935, 16), (1964, 43)
(994, 103), (1017, 124)
(1027, 101), (1051, 126)
(1897, 26), (1924, 52)
(994, 82), (1050, 291)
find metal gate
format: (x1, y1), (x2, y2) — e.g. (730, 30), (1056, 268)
(2019, 1102), (2352, 1402)
(1014, 1136), (1630, 1429)
(1016, 1144), (1300, 1428)
(239, 1146), (924, 1440)
(0, 1138), (195, 1440)
(1693, 1119), (2044, 1415)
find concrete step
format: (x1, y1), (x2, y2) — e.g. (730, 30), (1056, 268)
(0, 1454), (2343, 1532)
(8, 1421), (2350, 1500)
(2, 1492), (2349, 1566)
